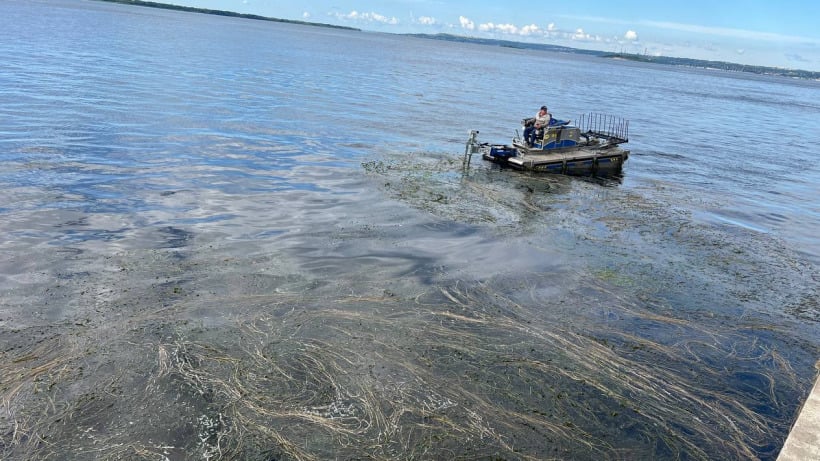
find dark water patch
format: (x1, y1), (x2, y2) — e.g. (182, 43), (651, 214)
(54, 270), (92, 280)
(637, 149), (690, 161)
(785, 292), (820, 322)
(157, 226), (193, 249)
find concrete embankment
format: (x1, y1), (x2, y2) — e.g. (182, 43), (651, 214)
(778, 372), (820, 460)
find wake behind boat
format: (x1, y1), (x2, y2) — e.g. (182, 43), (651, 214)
(464, 113), (630, 177)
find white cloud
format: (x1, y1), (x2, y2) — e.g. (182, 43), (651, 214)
(496, 24), (518, 34)
(372, 12), (399, 25)
(520, 24), (541, 36)
(335, 10), (399, 25)
(475, 22), (544, 37)
(302, 12), (310, 19)
(547, 23), (556, 32)
(459, 16), (475, 31)
(624, 30), (638, 41)
(479, 22), (518, 34)
(477, 22), (492, 32)
(417, 16), (436, 26)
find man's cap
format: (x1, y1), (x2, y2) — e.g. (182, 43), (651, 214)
(540, 105), (548, 110)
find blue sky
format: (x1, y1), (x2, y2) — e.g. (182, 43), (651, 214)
(170, 0), (820, 71)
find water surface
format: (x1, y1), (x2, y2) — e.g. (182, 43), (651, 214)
(1, 1), (818, 460)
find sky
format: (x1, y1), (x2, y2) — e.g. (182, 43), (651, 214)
(169, 0), (820, 71)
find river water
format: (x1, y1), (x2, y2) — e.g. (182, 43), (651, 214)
(1, 1), (818, 459)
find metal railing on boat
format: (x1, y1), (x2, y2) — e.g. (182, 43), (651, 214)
(576, 113), (629, 145)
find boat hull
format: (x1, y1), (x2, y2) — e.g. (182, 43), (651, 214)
(482, 144), (629, 177)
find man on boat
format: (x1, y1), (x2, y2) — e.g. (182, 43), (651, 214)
(524, 105), (551, 147)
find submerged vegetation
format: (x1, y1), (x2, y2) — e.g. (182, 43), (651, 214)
(2, 152), (815, 460)
(2, 254), (810, 459)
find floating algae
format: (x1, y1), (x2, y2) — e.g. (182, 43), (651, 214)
(362, 152), (578, 232)
(1, 153), (817, 460)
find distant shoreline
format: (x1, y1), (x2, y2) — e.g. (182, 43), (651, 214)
(599, 52), (820, 80)
(94, 0), (360, 31)
(96, 1), (819, 80)
(406, 33), (820, 81)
